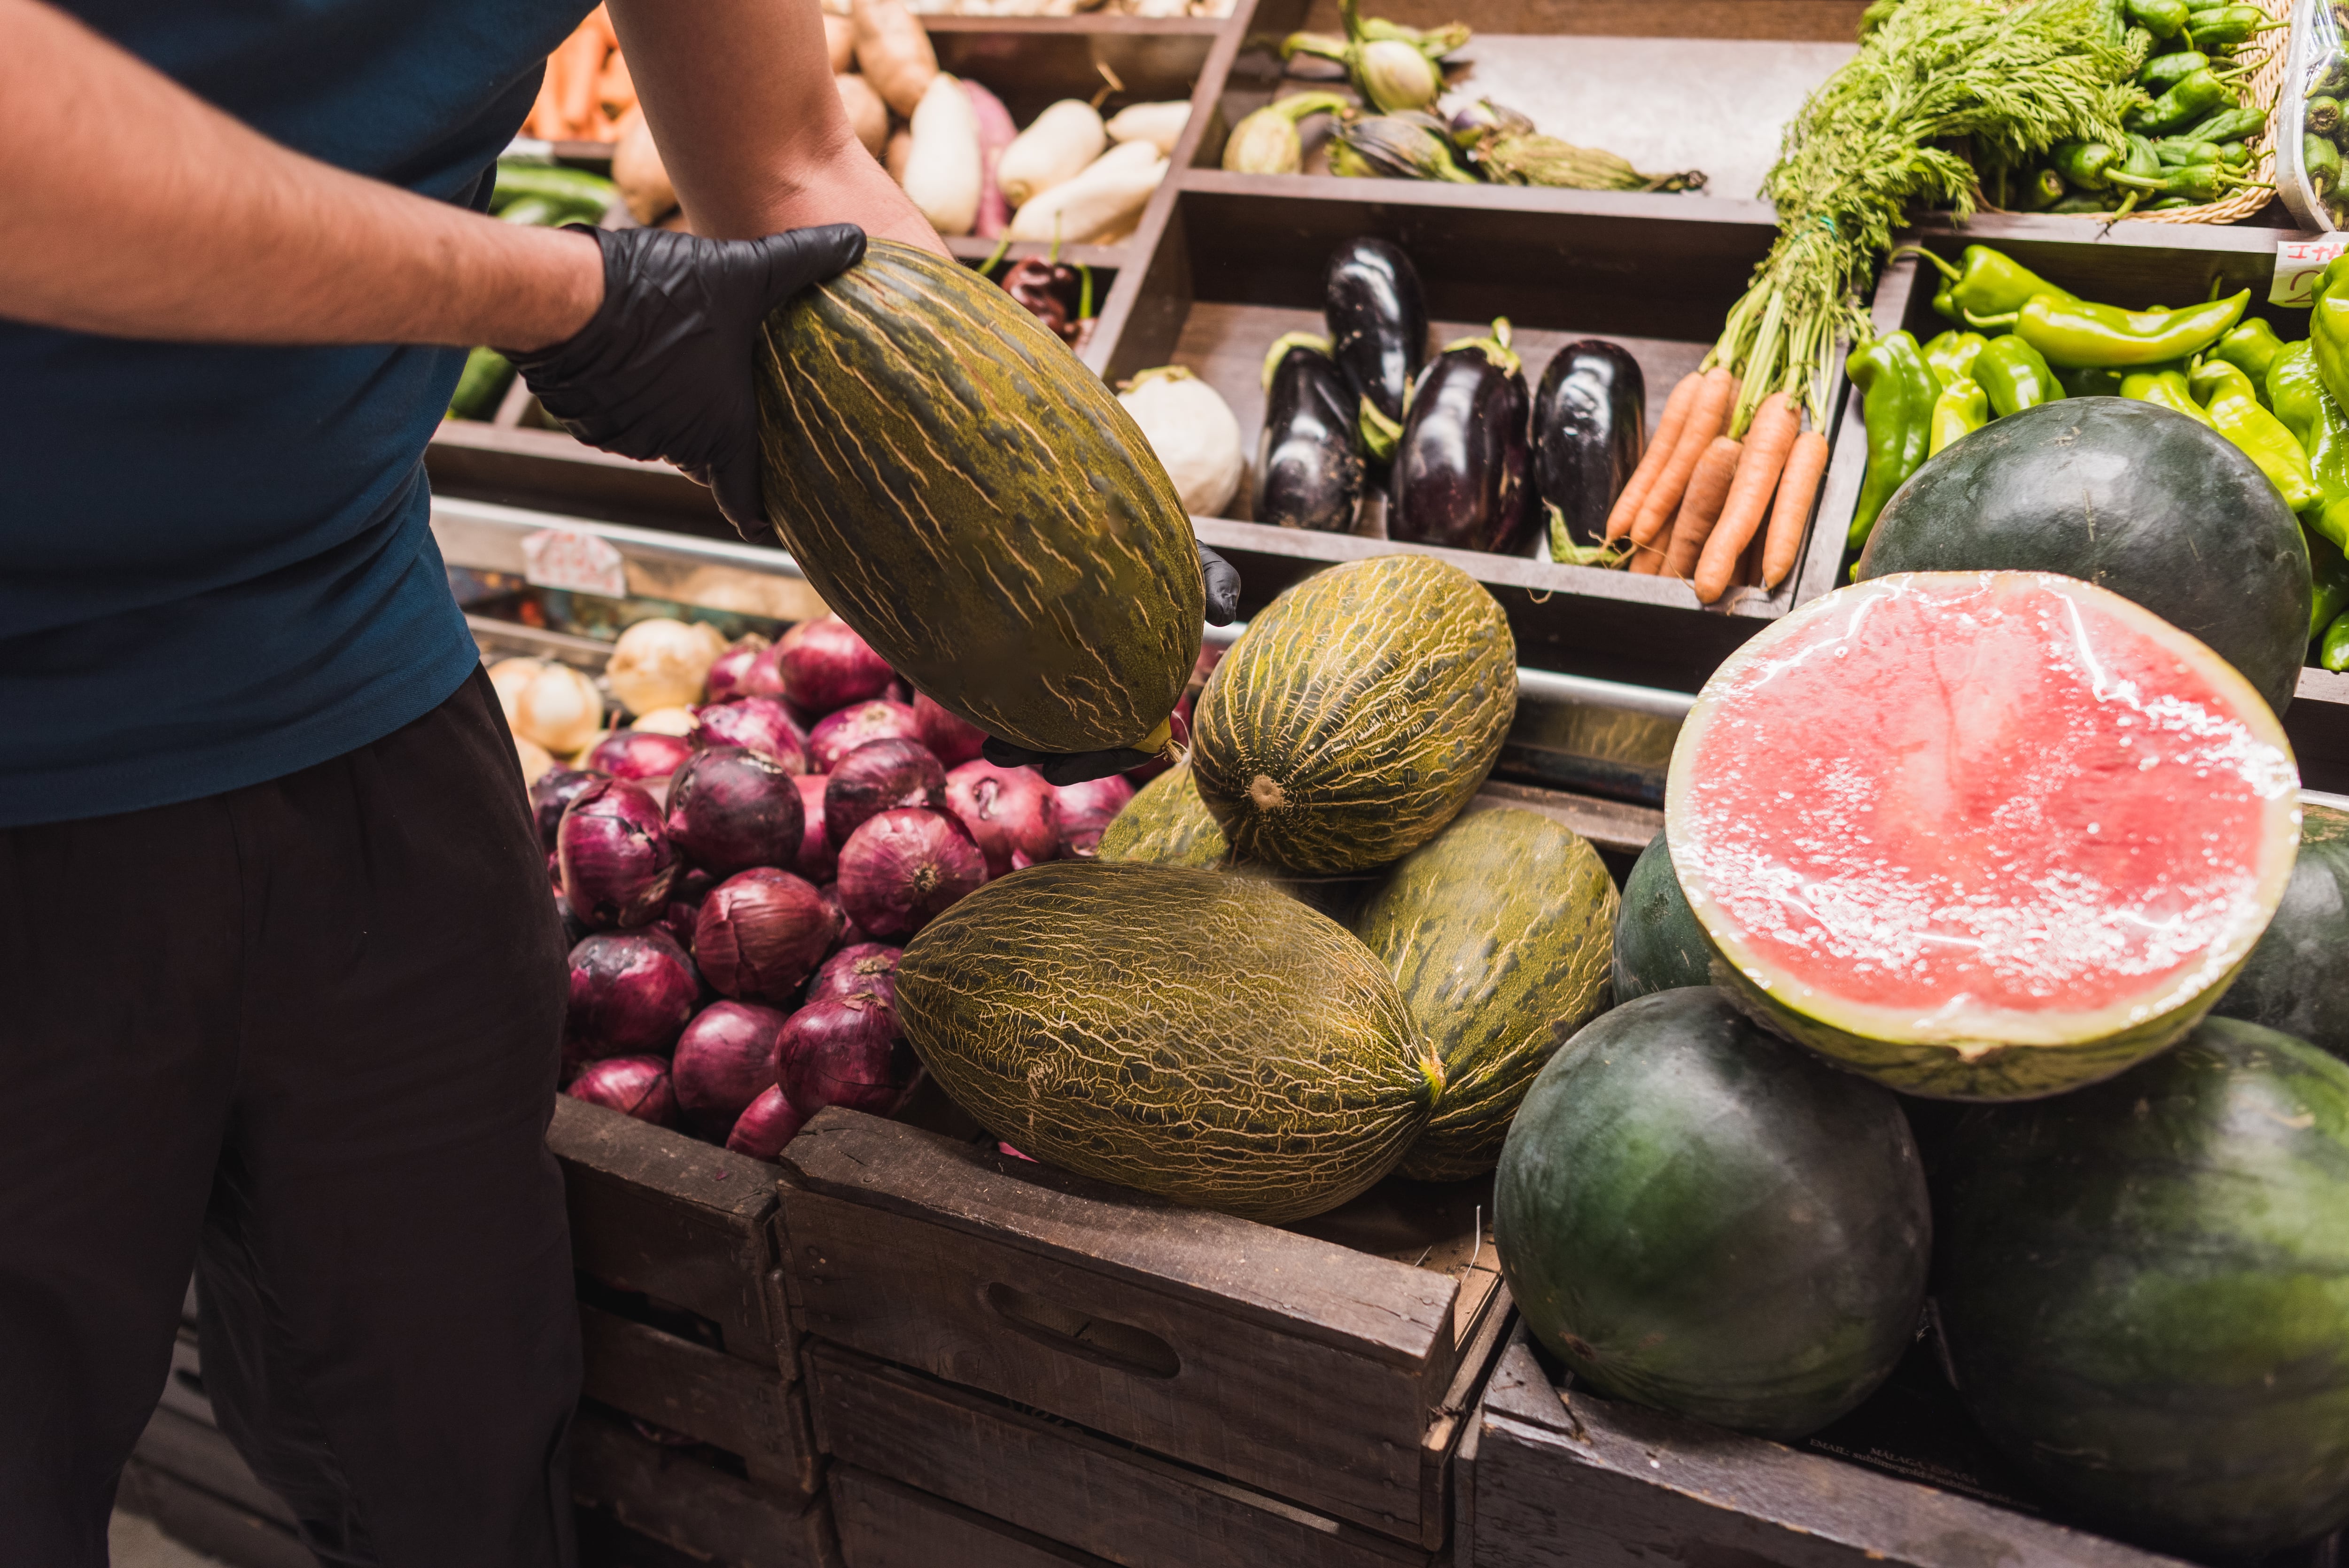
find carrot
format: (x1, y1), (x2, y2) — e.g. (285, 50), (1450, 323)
(1632, 368), (1736, 548)
(1606, 371), (1701, 543)
(554, 24), (606, 138)
(1694, 394), (1800, 603)
(1661, 436), (1744, 579)
(1763, 429), (1831, 590)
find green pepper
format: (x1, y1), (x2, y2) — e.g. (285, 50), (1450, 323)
(2271, 340), (2349, 547)
(2318, 53), (2349, 100)
(2016, 289), (2248, 368)
(1921, 330), (1991, 390)
(2310, 256), (2349, 430)
(2215, 139), (2248, 163)
(2323, 609), (2349, 672)
(1894, 246), (2077, 325)
(2310, 134), (2345, 199)
(2308, 529), (2349, 642)
(2311, 95), (2345, 136)
(2122, 366), (2216, 425)
(2126, 0), (2192, 37)
(2189, 360), (2325, 510)
(2180, 104), (2268, 143)
(2050, 192), (2122, 213)
(1976, 334), (2066, 417)
(2142, 47), (2212, 88)
(1846, 332), (1938, 549)
(2212, 318), (2286, 392)
(2152, 136), (2214, 166)
(1928, 378), (1990, 456)
(2024, 168), (2069, 210)
(2184, 5), (2283, 47)
(2127, 70), (2240, 135)
(2053, 140), (2169, 193)
(2061, 364), (2130, 397)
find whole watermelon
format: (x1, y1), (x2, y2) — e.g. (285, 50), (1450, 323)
(1936, 1019), (2349, 1557)
(1610, 830), (1710, 1001)
(1353, 808), (1617, 1181)
(1496, 988), (1930, 1439)
(1857, 399), (2310, 716)
(896, 861), (1441, 1222)
(1190, 553), (1516, 874)
(754, 241), (1202, 755)
(2213, 801), (2349, 1061)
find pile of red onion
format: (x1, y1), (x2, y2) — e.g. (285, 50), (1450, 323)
(544, 611), (1189, 1154)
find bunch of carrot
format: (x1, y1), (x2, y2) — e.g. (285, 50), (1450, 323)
(1599, 366), (1830, 605)
(524, 6), (640, 145)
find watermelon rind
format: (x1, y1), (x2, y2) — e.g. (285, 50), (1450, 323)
(1935, 1018), (2349, 1557)
(1495, 988), (1930, 1441)
(1353, 807), (1617, 1182)
(1610, 830), (1711, 1002)
(1667, 571), (2302, 1101)
(2213, 801), (2349, 1062)
(754, 240), (1202, 755)
(1190, 553), (1517, 875)
(895, 861), (1442, 1223)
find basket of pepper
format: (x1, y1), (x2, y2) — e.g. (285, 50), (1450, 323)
(1972, 0), (2286, 221)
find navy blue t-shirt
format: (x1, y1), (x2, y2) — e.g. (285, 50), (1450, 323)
(0, 0), (588, 826)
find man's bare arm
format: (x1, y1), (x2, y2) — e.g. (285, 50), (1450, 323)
(0, 0), (601, 350)
(608, 0), (947, 255)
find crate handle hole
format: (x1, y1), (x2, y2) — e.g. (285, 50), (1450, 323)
(981, 1283), (1181, 1380)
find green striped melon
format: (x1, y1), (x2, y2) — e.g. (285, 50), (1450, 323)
(754, 240), (1202, 754)
(1353, 807), (1617, 1181)
(897, 861), (1442, 1222)
(1190, 554), (1517, 874)
(1097, 763), (1226, 868)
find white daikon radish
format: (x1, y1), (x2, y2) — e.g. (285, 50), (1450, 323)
(1117, 366), (1243, 516)
(835, 72), (890, 158)
(825, 12), (856, 71)
(1104, 101), (1190, 155)
(996, 100), (1106, 207)
(852, 0), (938, 115)
(1005, 141), (1163, 242)
(900, 73), (982, 235)
(611, 108), (676, 225)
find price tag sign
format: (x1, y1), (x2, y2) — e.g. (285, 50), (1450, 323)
(521, 528), (629, 599)
(2272, 236), (2349, 308)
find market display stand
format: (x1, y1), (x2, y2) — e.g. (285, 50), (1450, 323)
(778, 1109), (1517, 1568)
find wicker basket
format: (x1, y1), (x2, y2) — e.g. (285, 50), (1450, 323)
(1977, 0), (2286, 224)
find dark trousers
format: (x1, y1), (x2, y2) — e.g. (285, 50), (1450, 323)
(0, 667), (579, 1567)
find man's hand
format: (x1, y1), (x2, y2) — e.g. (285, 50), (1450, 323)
(980, 543), (1244, 785)
(504, 225), (865, 539)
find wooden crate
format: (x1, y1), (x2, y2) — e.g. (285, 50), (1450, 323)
(570, 1407), (840, 1568)
(776, 1107), (1514, 1551)
(1858, 222), (2349, 794)
(1460, 1324), (2344, 1568)
(831, 1464), (1124, 1568)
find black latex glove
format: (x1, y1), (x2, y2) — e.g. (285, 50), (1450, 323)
(503, 222), (867, 541)
(983, 543), (1243, 785)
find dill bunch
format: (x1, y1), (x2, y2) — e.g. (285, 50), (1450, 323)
(1711, 0), (2146, 433)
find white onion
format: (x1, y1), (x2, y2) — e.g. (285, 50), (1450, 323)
(1117, 366), (1243, 516)
(512, 661), (607, 755)
(607, 618), (728, 716)
(514, 735), (555, 785)
(488, 658), (544, 727)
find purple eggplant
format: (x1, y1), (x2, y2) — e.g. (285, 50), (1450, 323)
(1323, 238), (1427, 466)
(1254, 333), (1363, 532)
(1388, 319), (1533, 554)
(1533, 340), (1646, 561)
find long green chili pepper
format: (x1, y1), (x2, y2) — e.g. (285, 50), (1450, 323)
(2183, 5), (2284, 47)
(2310, 135), (2344, 198)
(2142, 48), (2213, 88)
(2213, 317), (2286, 392)
(1892, 245), (2077, 326)
(2182, 104), (2268, 143)
(1922, 329), (1991, 388)
(2122, 366), (2215, 425)
(2053, 139), (2168, 191)
(2270, 341), (2349, 548)
(1928, 378), (1990, 456)
(2309, 530), (2349, 642)
(2014, 289), (2248, 367)
(2062, 365), (2129, 397)
(2188, 359), (2325, 510)
(2125, 0), (2191, 37)
(1846, 332), (1937, 550)
(2126, 69), (2240, 135)
(2323, 609), (2349, 673)
(1977, 334), (2067, 416)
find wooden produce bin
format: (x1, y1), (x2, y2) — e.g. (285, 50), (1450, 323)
(1859, 222), (2349, 794)
(778, 1108), (1517, 1567)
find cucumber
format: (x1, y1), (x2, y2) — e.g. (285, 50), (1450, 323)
(448, 347), (516, 421)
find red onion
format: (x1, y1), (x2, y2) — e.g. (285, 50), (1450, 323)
(793, 774), (837, 883)
(809, 942), (902, 1010)
(555, 887), (590, 949)
(1053, 775), (1136, 859)
(584, 730), (694, 784)
(725, 1085), (806, 1161)
(559, 777), (681, 929)
(566, 1055), (677, 1125)
(806, 700), (920, 773)
(912, 691), (988, 768)
(837, 808), (987, 938)
(778, 993), (913, 1119)
(824, 738), (947, 850)
(693, 697), (810, 773)
(672, 1000), (790, 1133)
(657, 867), (716, 952)
(666, 746), (806, 877)
(944, 760), (1059, 877)
(704, 637), (778, 703)
(532, 768), (603, 850)
(566, 931), (699, 1061)
(777, 615), (895, 715)
(817, 883), (869, 951)
(694, 867), (838, 1002)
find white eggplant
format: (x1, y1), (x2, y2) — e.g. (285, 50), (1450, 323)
(996, 100), (1107, 207)
(1104, 101), (1191, 156)
(1005, 140), (1163, 242)
(1117, 366), (1244, 517)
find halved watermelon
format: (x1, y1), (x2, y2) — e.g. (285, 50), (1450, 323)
(1666, 571), (2302, 1100)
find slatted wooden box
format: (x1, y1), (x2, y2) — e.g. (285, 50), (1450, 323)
(777, 1107), (1516, 1561)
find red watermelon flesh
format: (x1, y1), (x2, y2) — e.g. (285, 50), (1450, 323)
(1666, 571), (2300, 1099)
